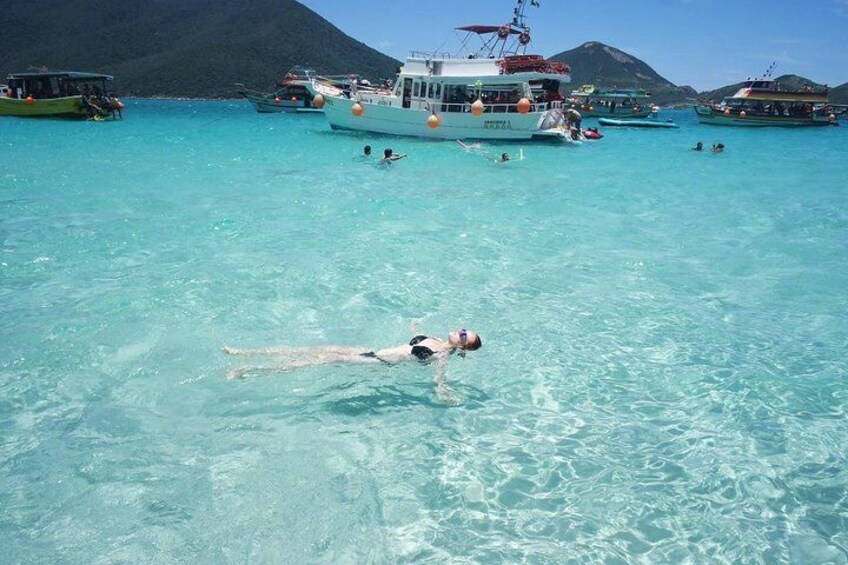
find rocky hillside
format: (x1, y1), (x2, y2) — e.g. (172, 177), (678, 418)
(550, 42), (696, 106)
(830, 82), (848, 105)
(0, 0), (400, 98)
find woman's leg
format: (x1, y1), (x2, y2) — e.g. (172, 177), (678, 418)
(227, 349), (381, 379)
(223, 345), (366, 357)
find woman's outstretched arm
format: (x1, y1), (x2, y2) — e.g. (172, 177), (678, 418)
(433, 356), (457, 405)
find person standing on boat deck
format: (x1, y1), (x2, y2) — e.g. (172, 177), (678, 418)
(565, 108), (582, 132)
(223, 329), (483, 404)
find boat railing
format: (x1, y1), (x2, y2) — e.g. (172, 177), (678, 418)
(435, 101), (549, 114)
(409, 50), (453, 60)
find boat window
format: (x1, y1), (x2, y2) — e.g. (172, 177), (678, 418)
(413, 82), (420, 97)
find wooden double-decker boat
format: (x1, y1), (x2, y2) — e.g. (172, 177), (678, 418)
(236, 66), (322, 114)
(0, 71), (123, 119)
(694, 74), (837, 127)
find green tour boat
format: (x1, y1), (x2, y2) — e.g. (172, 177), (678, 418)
(1, 71), (123, 119)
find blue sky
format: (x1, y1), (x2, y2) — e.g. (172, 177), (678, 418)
(298, 0), (848, 91)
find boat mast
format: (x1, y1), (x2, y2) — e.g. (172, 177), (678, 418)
(498, 0), (537, 57)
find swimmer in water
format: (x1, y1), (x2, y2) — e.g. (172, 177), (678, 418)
(224, 329), (483, 402)
(380, 148), (407, 164)
(458, 140), (522, 163)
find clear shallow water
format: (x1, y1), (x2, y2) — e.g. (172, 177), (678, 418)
(1, 101), (847, 563)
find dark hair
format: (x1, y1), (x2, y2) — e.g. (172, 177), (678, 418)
(464, 334), (482, 351)
(364, 145), (371, 154)
(384, 148), (393, 158)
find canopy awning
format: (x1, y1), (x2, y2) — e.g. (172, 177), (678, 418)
(455, 25), (521, 35)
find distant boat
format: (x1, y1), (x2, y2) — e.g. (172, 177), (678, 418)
(598, 117), (678, 128)
(236, 66), (322, 113)
(568, 84), (656, 118)
(308, 0), (575, 141)
(0, 71), (123, 119)
(694, 74), (837, 127)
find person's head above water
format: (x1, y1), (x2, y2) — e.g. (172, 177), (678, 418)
(447, 329), (482, 351)
(384, 148), (393, 158)
(501, 153), (510, 162)
(364, 145), (371, 156)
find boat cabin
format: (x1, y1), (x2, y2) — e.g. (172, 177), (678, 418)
(348, 55), (568, 114)
(3, 72), (113, 100)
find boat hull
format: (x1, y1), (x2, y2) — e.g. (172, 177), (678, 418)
(582, 108), (651, 119)
(694, 105), (832, 127)
(321, 96), (555, 140)
(238, 91), (321, 114)
(0, 95), (90, 117)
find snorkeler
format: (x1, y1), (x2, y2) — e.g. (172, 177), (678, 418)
(692, 141), (704, 151)
(712, 143), (725, 153)
(224, 329), (482, 402)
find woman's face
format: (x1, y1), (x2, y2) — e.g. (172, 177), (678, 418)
(448, 329), (478, 348)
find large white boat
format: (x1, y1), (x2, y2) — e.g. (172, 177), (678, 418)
(310, 1), (573, 141)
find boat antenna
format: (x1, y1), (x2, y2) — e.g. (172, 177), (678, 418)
(763, 61), (777, 79)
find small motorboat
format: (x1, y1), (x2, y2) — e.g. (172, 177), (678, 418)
(582, 127), (603, 139)
(598, 117), (679, 128)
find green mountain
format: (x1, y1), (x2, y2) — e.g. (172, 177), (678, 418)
(830, 83), (848, 105)
(549, 42), (696, 105)
(0, 0), (400, 98)
(697, 74), (829, 102)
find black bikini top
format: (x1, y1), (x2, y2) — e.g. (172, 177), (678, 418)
(409, 335), (435, 361)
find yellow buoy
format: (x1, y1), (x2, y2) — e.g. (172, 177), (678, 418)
(517, 98), (531, 114)
(313, 93), (326, 109)
(471, 99), (484, 116)
(427, 114), (440, 128)
(352, 102), (364, 116)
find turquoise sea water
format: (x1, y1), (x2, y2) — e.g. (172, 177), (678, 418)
(1, 101), (847, 563)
